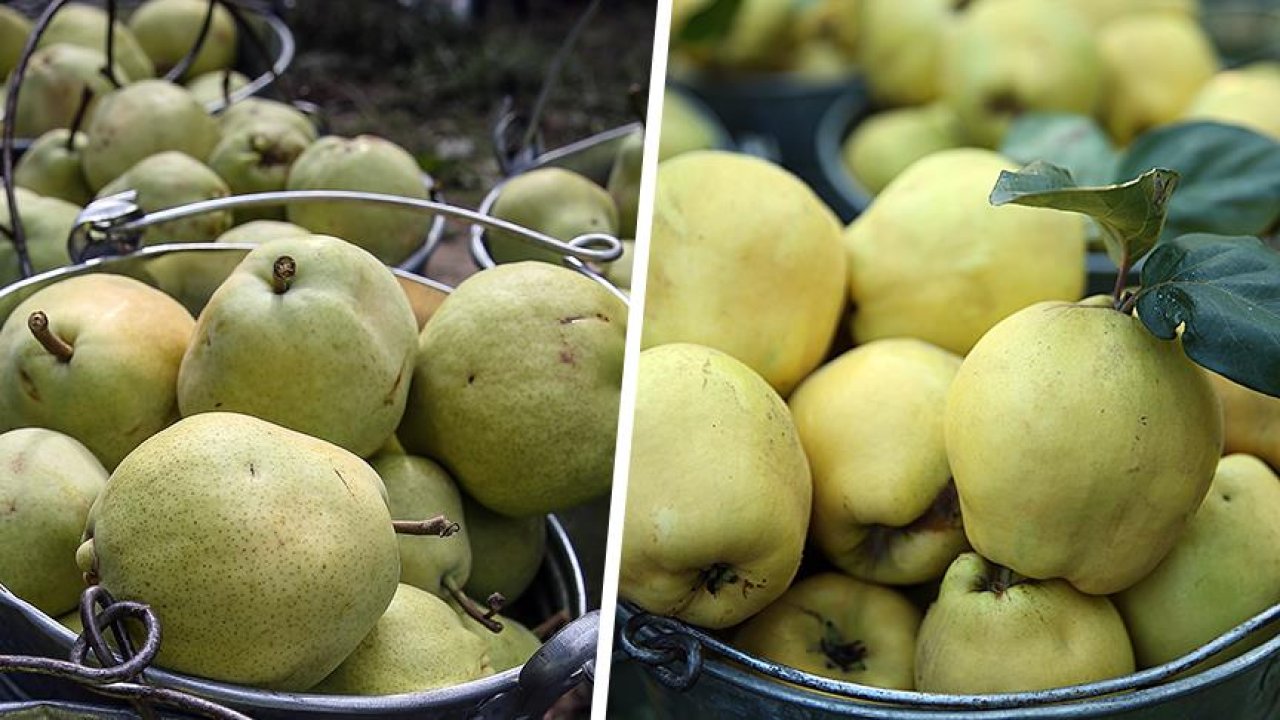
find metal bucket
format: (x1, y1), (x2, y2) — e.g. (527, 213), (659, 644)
(0, 192), (619, 716)
(668, 70), (866, 203)
(5, 0), (297, 156)
(811, 90), (874, 223)
(615, 597), (1280, 720)
(469, 122), (641, 272)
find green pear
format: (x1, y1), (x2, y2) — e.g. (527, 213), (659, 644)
(454, 606), (542, 672)
(214, 219), (311, 244)
(177, 234), (418, 458)
(57, 609), (83, 634)
(0, 274), (194, 469)
(621, 343), (812, 629)
(658, 89), (721, 162)
(462, 494), (546, 605)
(286, 135), (433, 265)
(372, 453), (471, 599)
(1115, 454), (1280, 670)
(311, 583), (492, 694)
(128, 0), (237, 80)
(733, 573), (921, 689)
(208, 122), (312, 223)
(844, 148), (1086, 355)
(9, 44), (128, 138)
(0, 428), (107, 616)
(487, 167), (619, 265)
(791, 339), (968, 585)
(607, 130), (643, 238)
(0, 6), (32, 79)
(217, 98), (318, 142)
(1096, 13), (1218, 144)
(78, 412), (400, 690)
(603, 239), (635, 291)
(399, 262), (625, 517)
(81, 80), (220, 191)
(14, 129), (94, 206)
(0, 189), (79, 285)
(1183, 65), (1280, 141)
(38, 3), (155, 81)
(98, 151), (232, 244)
(942, 0), (1102, 148)
(185, 69), (249, 107)
(841, 102), (965, 195)
(915, 553), (1135, 693)
(946, 297), (1223, 595)
(856, 0), (957, 107)
(643, 150), (846, 396)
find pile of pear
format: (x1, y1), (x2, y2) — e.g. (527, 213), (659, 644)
(621, 147), (1280, 695)
(668, 0), (860, 80)
(0, 232), (626, 693)
(3, 1), (439, 285)
(486, 125), (641, 290)
(831, 0), (1280, 196)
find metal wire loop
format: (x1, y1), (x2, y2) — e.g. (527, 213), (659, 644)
(619, 610), (705, 692)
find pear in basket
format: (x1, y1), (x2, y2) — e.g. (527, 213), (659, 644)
(0, 428), (106, 617)
(14, 129), (94, 206)
(97, 151), (232, 245)
(399, 262), (626, 518)
(37, 3), (155, 81)
(0, 273), (194, 469)
(487, 167), (619, 265)
(128, 0), (238, 80)
(0, 189), (79, 285)
(285, 135), (432, 265)
(311, 583), (492, 694)
(81, 80), (220, 191)
(77, 412), (401, 691)
(177, 234), (418, 457)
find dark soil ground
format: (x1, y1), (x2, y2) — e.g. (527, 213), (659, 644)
(279, 0), (656, 286)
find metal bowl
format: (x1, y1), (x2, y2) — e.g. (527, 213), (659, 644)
(6, 0), (296, 156)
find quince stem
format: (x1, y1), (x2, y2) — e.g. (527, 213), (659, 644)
(444, 577), (505, 633)
(271, 256), (296, 294)
(27, 311), (73, 362)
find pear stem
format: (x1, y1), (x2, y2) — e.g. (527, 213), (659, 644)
(1111, 251), (1131, 309)
(28, 312), (73, 362)
(271, 256), (296, 294)
(445, 578), (504, 633)
(392, 515), (460, 538)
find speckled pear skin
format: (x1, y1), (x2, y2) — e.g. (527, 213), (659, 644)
(453, 607), (542, 672)
(0, 428), (107, 616)
(461, 493), (545, 604)
(285, 135), (432, 264)
(82, 80), (219, 191)
(0, 274), (194, 470)
(372, 453), (471, 597)
(177, 235), (418, 457)
(78, 412), (401, 691)
(311, 583), (492, 695)
(98, 151), (231, 244)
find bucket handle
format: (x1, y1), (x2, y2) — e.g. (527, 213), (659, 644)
(67, 189), (625, 268)
(473, 610), (600, 719)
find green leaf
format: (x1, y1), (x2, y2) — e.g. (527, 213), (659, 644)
(989, 161), (1179, 268)
(1135, 234), (1280, 397)
(1116, 122), (1280, 244)
(1000, 113), (1120, 188)
(677, 0), (742, 45)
